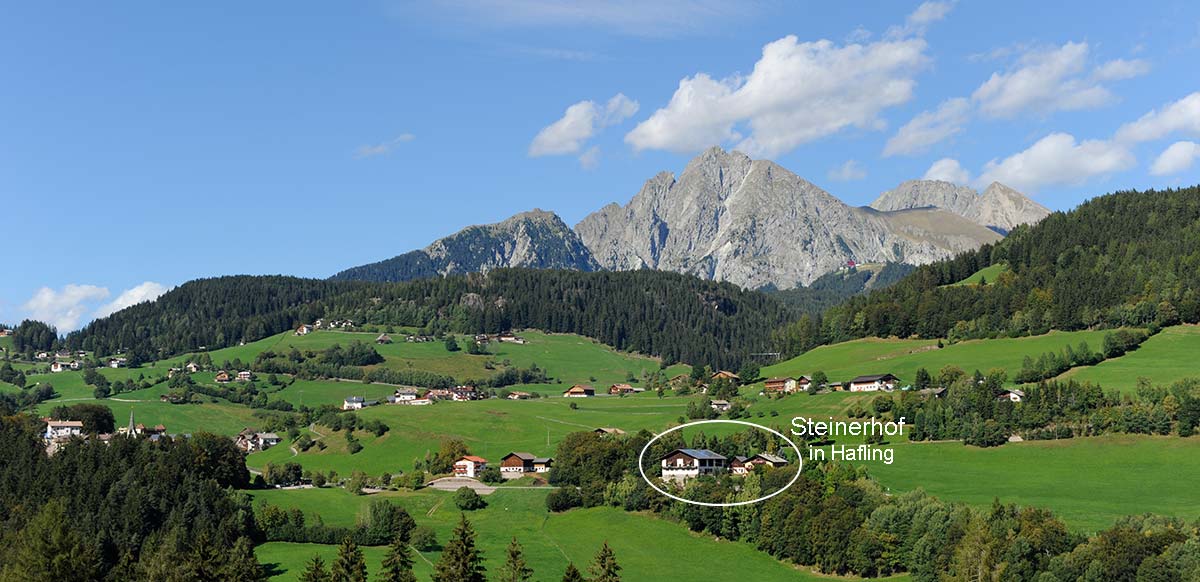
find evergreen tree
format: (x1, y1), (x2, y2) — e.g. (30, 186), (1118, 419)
(379, 534), (417, 582)
(222, 536), (265, 582)
(589, 542), (621, 582)
(330, 538), (368, 582)
(496, 537), (534, 582)
(2, 498), (100, 582)
(433, 513), (486, 582)
(299, 555), (331, 582)
(561, 563), (586, 582)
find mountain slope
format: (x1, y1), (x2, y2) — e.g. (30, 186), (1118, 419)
(330, 210), (597, 282)
(575, 147), (1000, 289)
(870, 179), (1050, 234)
(823, 184), (1200, 343)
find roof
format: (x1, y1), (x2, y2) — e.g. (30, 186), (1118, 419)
(345, 396), (364, 403)
(504, 452), (536, 461)
(764, 377), (794, 383)
(711, 399), (730, 405)
(664, 448), (726, 461)
(257, 432), (280, 440)
(46, 419), (84, 427)
(594, 427), (626, 435)
(850, 373), (899, 383)
(533, 457), (553, 464)
(753, 453), (788, 464)
(1002, 389), (1026, 397)
(458, 455), (487, 463)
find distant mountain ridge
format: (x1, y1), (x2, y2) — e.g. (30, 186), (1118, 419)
(333, 147), (1046, 289)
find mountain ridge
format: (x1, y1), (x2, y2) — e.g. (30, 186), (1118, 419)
(333, 147), (1044, 288)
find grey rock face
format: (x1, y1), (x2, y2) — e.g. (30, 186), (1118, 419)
(329, 209), (597, 282)
(871, 179), (1050, 234)
(575, 147), (1001, 288)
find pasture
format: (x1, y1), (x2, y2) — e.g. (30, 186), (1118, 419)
(947, 263), (1008, 286)
(253, 486), (911, 582)
(1060, 325), (1200, 392)
(761, 329), (1117, 387)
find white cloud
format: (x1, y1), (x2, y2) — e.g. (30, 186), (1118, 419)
(923, 158), (970, 184)
(94, 282), (170, 319)
(625, 34), (930, 157)
(529, 93), (639, 158)
(977, 132), (1135, 192)
(828, 160), (867, 181)
(1115, 92), (1200, 143)
(883, 97), (970, 156)
(354, 133), (415, 158)
(972, 42), (1146, 118)
(22, 285), (110, 332)
(578, 146), (601, 170)
(1150, 141), (1200, 176)
(887, 1), (955, 39)
(1092, 58), (1150, 82)
(845, 27), (872, 43)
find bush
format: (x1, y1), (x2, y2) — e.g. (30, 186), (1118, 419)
(411, 526), (439, 551)
(546, 487), (583, 512)
(453, 486), (487, 510)
(478, 466), (504, 484)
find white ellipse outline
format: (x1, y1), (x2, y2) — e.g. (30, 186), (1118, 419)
(637, 419), (804, 507)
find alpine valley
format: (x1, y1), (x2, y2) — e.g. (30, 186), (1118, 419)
(332, 147), (1050, 290)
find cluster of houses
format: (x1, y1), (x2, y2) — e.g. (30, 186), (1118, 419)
(41, 413), (174, 454)
(214, 370), (254, 383)
(762, 373), (902, 394)
(234, 428), (282, 453)
(472, 332), (527, 346)
(168, 362), (203, 378)
(451, 451), (554, 479)
(295, 319), (357, 336)
(660, 448), (790, 483)
(343, 385), (488, 409)
(47, 356), (128, 373)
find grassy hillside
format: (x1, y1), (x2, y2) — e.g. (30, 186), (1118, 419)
(947, 263), (1008, 286)
(760, 329), (1115, 386)
(253, 487), (911, 582)
(871, 435), (1200, 533)
(1060, 325), (1200, 392)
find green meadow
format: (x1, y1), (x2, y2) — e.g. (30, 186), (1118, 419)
(1060, 325), (1200, 392)
(947, 263), (1009, 286)
(761, 329), (1117, 386)
(253, 487), (911, 582)
(869, 435), (1200, 533)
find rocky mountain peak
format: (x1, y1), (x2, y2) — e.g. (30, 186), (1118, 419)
(871, 179), (1049, 234)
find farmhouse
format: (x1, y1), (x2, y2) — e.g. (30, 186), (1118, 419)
(507, 391), (531, 400)
(236, 370), (253, 382)
(234, 428), (282, 452)
(376, 333), (392, 345)
(108, 358), (127, 369)
(450, 385), (481, 401)
(711, 370), (740, 382)
(710, 399), (732, 413)
(50, 361), (66, 373)
(608, 383), (640, 395)
(731, 453), (789, 475)
(342, 396), (378, 410)
(593, 427), (626, 436)
(997, 389), (1025, 403)
(215, 371), (231, 383)
(562, 385), (595, 398)
(387, 389), (418, 404)
(43, 419), (84, 441)
(497, 332), (526, 344)
(848, 373), (900, 392)
(764, 375), (811, 394)
(453, 455), (488, 478)
(661, 449), (728, 482)
(408, 398), (432, 406)
(296, 324), (313, 336)
(185, 362), (200, 374)
(499, 452), (554, 477)
(0, 328), (10, 337)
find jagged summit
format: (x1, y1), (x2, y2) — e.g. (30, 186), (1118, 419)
(871, 179), (1050, 234)
(335, 146), (1016, 289)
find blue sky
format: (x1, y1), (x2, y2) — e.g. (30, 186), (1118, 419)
(3, 1), (1199, 330)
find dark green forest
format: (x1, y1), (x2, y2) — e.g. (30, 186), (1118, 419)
(766, 263), (914, 314)
(64, 269), (794, 369)
(775, 185), (1200, 357)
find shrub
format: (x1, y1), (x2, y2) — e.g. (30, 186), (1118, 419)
(453, 486), (487, 510)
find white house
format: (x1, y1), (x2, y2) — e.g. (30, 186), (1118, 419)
(343, 396), (366, 410)
(660, 449), (727, 483)
(296, 324), (314, 336)
(387, 391), (418, 404)
(408, 398), (432, 406)
(848, 374), (900, 392)
(108, 358), (128, 369)
(710, 399), (732, 413)
(237, 371), (253, 382)
(997, 389), (1025, 403)
(44, 419), (84, 441)
(50, 361), (66, 373)
(453, 455), (488, 478)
